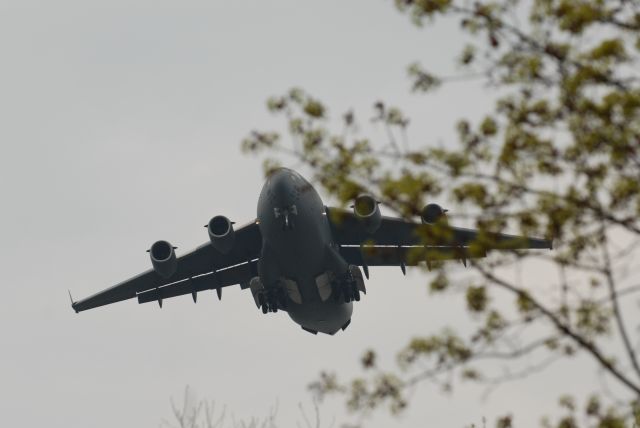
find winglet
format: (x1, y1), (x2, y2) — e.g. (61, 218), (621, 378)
(68, 290), (79, 314)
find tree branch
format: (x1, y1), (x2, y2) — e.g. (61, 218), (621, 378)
(473, 263), (640, 395)
(600, 223), (640, 380)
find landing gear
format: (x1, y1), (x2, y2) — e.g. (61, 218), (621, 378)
(331, 265), (366, 303)
(258, 286), (288, 314)
(250, 276), (290, 315)
(332, 271), (361, 303)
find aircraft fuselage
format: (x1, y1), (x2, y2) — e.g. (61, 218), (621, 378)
(256, 168), (353, 335)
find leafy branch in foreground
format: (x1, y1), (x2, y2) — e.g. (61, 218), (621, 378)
(242, 0), (640, 426)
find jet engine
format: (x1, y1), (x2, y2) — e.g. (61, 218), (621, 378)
(207, 215), (235, 254)
(421, 203), (447, 224)
(353, 194), (382, 234)
(149, 240), (177, 278)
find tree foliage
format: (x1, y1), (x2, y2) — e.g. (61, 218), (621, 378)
(242, 0), (640, 426)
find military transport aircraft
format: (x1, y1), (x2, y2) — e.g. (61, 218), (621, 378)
(70, 168), (552, 335)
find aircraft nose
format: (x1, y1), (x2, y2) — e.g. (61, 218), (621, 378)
(270, 170), (299, 208)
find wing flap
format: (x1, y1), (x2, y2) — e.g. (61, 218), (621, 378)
(339, 245), (486, 267)
(136, 260), (258, 304)
(327, 207), (552, 250)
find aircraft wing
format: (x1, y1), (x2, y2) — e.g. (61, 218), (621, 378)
(326, 207), (551, 267)
(339, 245), (487, 267)
(71, 221), (262, 312)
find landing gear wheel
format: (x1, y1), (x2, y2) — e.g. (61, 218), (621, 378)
(343, 290), (351, 303)
(258, 286), (289, 314)
(258, 294), (268, 313)
(353, 286), (360, 301)
(332, 271), (361, 304)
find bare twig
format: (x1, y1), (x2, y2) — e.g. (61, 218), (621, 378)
(473, 263), (640, 395)
(600, 222), (640, 380)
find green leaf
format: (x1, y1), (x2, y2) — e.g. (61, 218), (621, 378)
(303, 99), (326, 118)
(480, 116), (498, 136)
(466, 286), (488, 312)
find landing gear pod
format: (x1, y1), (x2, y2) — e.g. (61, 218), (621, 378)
(149, 240), (177, 278)
(353, 194), (382, 234)
(421, 203), (448, 224)
(207, 215), (235, 253)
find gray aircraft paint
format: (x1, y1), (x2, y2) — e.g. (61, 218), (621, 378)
(69, 168), (549, 334)
(257, 168), (352, 335)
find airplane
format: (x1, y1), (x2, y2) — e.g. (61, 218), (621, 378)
(70, 167), (552, 335)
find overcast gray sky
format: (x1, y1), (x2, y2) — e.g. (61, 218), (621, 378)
(0, 1), (631, 427)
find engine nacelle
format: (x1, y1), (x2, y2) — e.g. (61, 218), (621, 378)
(353, 194), (382, 234)
(149, 240), (177, 279)
(207, 215), (235, 254)
(421, 203), (447, 224)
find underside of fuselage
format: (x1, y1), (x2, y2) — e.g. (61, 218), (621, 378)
(289, 299), (353, 335)
(254, 168), (359, 335)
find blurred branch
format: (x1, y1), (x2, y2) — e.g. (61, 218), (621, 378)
(473, 262), (640, 395)
(600, 222), (640, 380)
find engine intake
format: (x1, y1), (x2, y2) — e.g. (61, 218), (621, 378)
(149, 240), (177, 279)
(353, 194), (382, 234)
(421, 203), (447, 224)
(208, 215), (235, 254)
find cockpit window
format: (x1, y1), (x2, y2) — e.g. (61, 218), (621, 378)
(289, 172), (301, 183)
